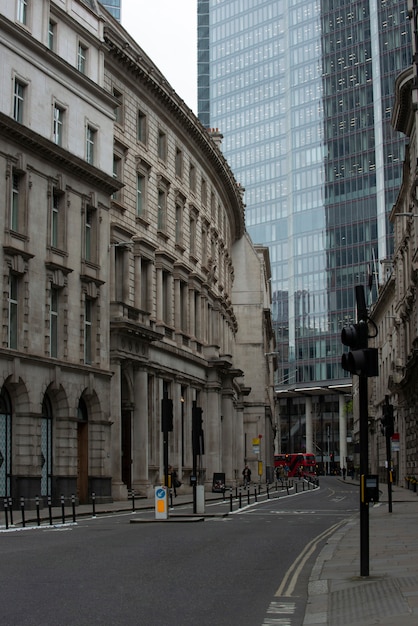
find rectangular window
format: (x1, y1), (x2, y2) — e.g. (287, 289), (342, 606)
(17, 0), (27, 24)
(86, 125), (95, 164)
(50, 188), (66, 249)
(190, 215), (196, 256)
(137, 110), (147, 143)
(201, 178), (207, 206)
(113, 88), (123, 125)
(11, 171), (25, 232)
(175, 203), (182, 243)
(112, 154), (122, 201)
(140, 259), (150, 312)
(84, 299), (92, 364)
(9, 274), (18, 350)
(158, 130), (167, 161)
(13, 79), (25, 123)
(189, 163), (196, 192)
(53, 104), (64, 146)
(137, 173), (145, 217)
(85, 207), (93, 261)
(48, 20), (56, 50)
(77, 42), (87, 73)
(175, 148), (183, 178)
(50, 287), (58, 358)
(51, 189), (59, 247)
(157, 189), (166, 231)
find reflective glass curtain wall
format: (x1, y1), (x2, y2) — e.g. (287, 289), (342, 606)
(99, 0), (121, 22)
(197, 0), (410, 390)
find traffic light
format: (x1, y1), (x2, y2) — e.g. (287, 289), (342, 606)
(192, 403), (204, 456)
(161, 396), (173, 432)
(382, 401), (394, 437)
(341, 321), (378, 377)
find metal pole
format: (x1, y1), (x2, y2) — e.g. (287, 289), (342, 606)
(359, 375), (369, 577)
(386, 428), (393, 513)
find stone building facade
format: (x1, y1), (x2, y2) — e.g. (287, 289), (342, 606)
(0, 0), (275, 505)
(369, 13), (418, 485)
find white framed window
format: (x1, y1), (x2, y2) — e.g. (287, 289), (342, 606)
(50, 287), (59, 358)
(48, 19), (56, 50)
(86, 125), (96, 164)
(13, 78), (25, 123)
(11, 170), (26, 232)
(53, 104), (64, 146)
(77, 42), (87, 73)
(17, 0), (28, 25)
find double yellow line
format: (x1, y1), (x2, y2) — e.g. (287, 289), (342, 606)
(275, 520), (348, 597)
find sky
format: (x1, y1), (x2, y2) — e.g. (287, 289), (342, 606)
(121, 1), (198, 113)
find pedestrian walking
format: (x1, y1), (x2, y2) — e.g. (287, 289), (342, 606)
(242, 464), (251, 487)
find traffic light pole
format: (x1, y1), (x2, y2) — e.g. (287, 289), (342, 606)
(341, 285), (379, 578)
(359, 375), (369, 577)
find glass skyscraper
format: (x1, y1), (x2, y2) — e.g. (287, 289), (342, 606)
(99, 0), (121, 22)
(198, 0), (410, 461)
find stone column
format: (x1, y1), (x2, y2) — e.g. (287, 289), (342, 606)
(134, 254), (141, 310)
(305, 396), (313, 454)
(205, 380), (221, 487)
(132, 367), (149, 495)
(221, 385), (235, 484)
(156, 267), (163, 322)
(174, 278), (180, 330)
(111, 359), (126, 500)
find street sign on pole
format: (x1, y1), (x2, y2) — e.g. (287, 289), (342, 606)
(155, 486), (168, 520)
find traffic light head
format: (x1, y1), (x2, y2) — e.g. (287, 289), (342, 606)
(341, 322), (368, 350)
(341, 321), (378, 377)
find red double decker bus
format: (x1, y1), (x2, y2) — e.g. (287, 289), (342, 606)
(274, 453), (316, 477)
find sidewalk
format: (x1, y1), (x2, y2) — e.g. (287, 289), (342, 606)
(303, 483), (418, 625)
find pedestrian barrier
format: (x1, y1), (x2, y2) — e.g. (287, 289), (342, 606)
(2, 478), (320, 528)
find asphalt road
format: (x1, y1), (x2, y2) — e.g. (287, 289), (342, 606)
(0, 477), (358, 626)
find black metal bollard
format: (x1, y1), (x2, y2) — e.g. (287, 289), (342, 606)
(239, 488), (242, 508)
(4, 498), (9, 530)
(267, 484), (270, 499)
(229, 488), (233, 513)
(61, 494), (65, 524)
(131, 489), (135, 512)
(254, 487), (257, 502)
(20, 497), (26, 527)
(247, 487), (250, 505)
(71, 494), (76, 523)
(36, 496), (41, 526)
(169, 488), (173, 508)
(8, 497), (13, 526)
(92, 492), (96, 518)
(48, 495), (53, 525)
